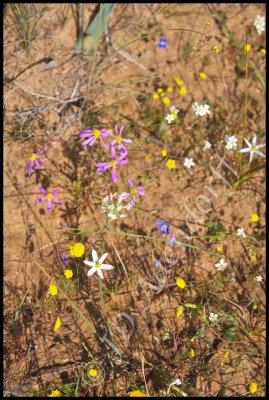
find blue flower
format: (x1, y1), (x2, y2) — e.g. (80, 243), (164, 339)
(155, 219), (170, 234)
(158, 38), (167, 49)
(154, 259), (161, 267)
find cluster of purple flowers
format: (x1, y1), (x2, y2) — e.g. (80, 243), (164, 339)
(80, 124), (145, 205)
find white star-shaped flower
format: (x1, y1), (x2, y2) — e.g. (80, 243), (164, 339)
(203, 140), (212, 151)
(237, 227), (246, 238)
(255, 275), (263, 282)
(209, 313), (219, 323)
(215, 258), (227, 271)
(84, 249), (114, 279)
(169, 106), (179, 114)
(165, 114), (175, 124)
(184, 158), (195, 169)
(253, 15), (265, 35)
(225, 135), (238, 150)
(192, 102), (211, 116)
(238, 134), (265, 163)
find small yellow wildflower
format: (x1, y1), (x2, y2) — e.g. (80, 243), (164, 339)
(176, 305), (184, 318)
(179, 87), (187, 96)
(68, 242), (85, 257)
(173, 76), (183, 86)
(189, 348), (195, 357)
(224, 351), (229, 358)
(166, 159), (176, 170)
(54, 316), (61, 331)
(163, 97), (170, 105)
(176, 277), (186, 289)
(190, 338), (195, 343)
(220, 361), (224, 367)
(192, 45), (198, 51)
(64, 269), (73, 279)
(245, 43), (251, 52)
(260, 48), (266, 55)
(48, 283), (58, 296)
(253, 304), (258, 310)
(251, 213), (259, 222)
(88, 368), (98, 377)
(216, 245), (223, 253)
(162, 149), (167, 157)
(212, 45), (220, 53)
(157, 88), (163, 94)
(49, 389), (62, 397)
(129, 390), (150, 397)
(152, 92), (159, 99)
(199, 72), (207, 79)
(249, 382), (258, 394)
(167, 87), (173, 93)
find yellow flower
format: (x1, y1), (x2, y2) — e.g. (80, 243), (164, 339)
(176, 277), (186, 289)
(49, 389), (62, 397)
(189, 348), (195, 357)
(251, 213), (259, 222)
(48, 283), (58, 296)
(68, 242), (85, 257)
(88, 368), (98, 377)
(192, 45), (198, 52)
(176, 305), (184, 317)
(167, 87), (173, 93)
(190, 338), (195, 343)
(157, 88), (163, 94)
(252, 304), (258, 310)
(152, 92), (159, 99)
(162, 97), (170, 105)
(179, 87), (187, 96)
(199, 72), (207, 79)
(171, 112), (177, 119)
(173, 76), (183, 86)
(129, 390), (149, 397)
(249, 382), (258, 394)
(245, 43), (251, 52)
(166, 159), (176, 170)
(64, 269), (73, 279)
(260, 48), (266, 55)
(216, 245), (223, 253)
(212, 45), (220, 53)
(54, 316), (61, 331)
(162, 149), (167, 157)
(224, 351), (229, 358)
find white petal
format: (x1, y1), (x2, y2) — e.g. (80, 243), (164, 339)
(101, 264), (114, 270)
(97, 269), (104, 279)
(239, 148), (250, 153)
(255, 150), (266, 158)
(92, 249), (98, 262)
(87, 267), (97, 277)
(244, 138), (251, 147)
(252, 135), (257, 146)
(256, 144), (265, 149)
(249, 151), (254, 163)
(99, 253), (108, 264)
(84, 260), (95, 267)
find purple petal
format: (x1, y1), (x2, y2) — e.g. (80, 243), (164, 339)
(53, 198), (62, 204)
(39, 187), (47, 195)
(111, 167), (118, 183)
(36, 197), (45, 203)
(101, 128), (112, 137)
(27, 161), (33, 176)
(82, 136), (96, 146)
(122, 138), (132, 143)
(127, 177), (133, 187)
(136, 186), (144, 195)
(132, 196), (136, 206)
(118, 159), (128, 166)
(51, 189), (60, 195)
(47, 199), (52, 211)
(110, 146), (116, 159)
(119, 126), (124, 136)
(121, 192), (130, 200)
(36, 159), (43, 166)
(80, 130), (93, 137)
(118, 151), (128, 162)
(100, 137), (108, 149)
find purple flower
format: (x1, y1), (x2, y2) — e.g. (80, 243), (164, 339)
(108, 125), (132, 153)
(95, 146), (128, 184)
(169, 234), (175, 248)
(158, 38), (167, 49)
(155, 219), (170, 234)
(123, 177), (145, 206)
(154, 259), (161, 267)
(26, 145), (47, 176)
(35, 187), (62, 212)
(80, 128), (111, 149)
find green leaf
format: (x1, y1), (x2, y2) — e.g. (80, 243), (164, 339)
(184, 303), (198, 309)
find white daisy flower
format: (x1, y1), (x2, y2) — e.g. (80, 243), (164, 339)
(253, 15), (265, 35)
(215, 258), (227, 271)
(165, 113), (175, 124)
(192, 102), (211, 116)
(238, 134), (265, 163)
(169, 106), (179, 114)
(225, 135), (238, 150)
(184, 158), (195, 169)
(209, 313), (219, 323)
(84, 249), (114, 279)
(255, 275), (263, 282)
(237, 227), (246, 238)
